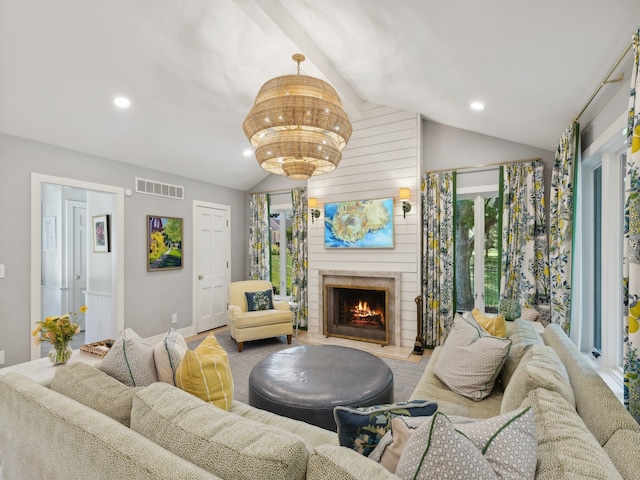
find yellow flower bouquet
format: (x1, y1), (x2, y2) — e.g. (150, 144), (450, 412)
(32, 306), (87, 365)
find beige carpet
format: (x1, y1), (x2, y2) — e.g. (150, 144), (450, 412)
(186, 327), (431, 405)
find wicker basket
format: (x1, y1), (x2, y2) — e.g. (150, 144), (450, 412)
(79, 339), (114, 358)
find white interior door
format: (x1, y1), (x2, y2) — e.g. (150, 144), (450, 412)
(195, 203), (230, 332)
(70, 202), (87, 330)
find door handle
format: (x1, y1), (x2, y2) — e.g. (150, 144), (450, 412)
(198, 275), (204, 280)
(74, 275), (81, 280)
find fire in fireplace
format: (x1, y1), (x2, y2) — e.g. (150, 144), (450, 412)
(324, 284), (389, 345)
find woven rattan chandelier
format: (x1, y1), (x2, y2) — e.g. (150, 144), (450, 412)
(243, 54), (352, 180)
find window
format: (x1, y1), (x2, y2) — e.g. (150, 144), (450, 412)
(580, 121), (626, 373)
(269, 208), (293, 298)
(455, 188), (500, 313)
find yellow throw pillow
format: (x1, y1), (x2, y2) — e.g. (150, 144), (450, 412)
(175, 333), (234, 411)
(472, 308), (507, 338)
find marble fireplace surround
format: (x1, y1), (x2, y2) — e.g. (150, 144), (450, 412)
(318, 270), (402, 347)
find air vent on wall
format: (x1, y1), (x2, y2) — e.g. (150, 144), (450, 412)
(135, 177), (184, 200)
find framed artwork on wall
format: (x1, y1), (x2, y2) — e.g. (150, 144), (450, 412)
(147, 215), (183, 271)
(92, 215), (110, 253)
(324, 198), (394, 248)
(42, 216), (56, 251)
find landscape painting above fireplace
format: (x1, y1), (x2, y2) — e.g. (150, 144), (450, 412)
(324, 198), (394, 248)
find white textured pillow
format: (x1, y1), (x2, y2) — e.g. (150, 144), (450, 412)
(101, 328), (158, 387)
(395, 412), (497, 479)
(395, 408), (536, 480)
(153, 328), (188, 385)
(455, 408), (537, 479)
(433, 314), (512, 400)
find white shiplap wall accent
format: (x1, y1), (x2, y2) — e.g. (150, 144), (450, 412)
(307, 103), (422, 347)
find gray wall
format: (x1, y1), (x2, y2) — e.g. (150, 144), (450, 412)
(422, 120), (555, 208)
(0, 133), (248, 366)
(580, 71), (629, 149)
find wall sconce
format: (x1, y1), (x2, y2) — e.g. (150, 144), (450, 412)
(399, 188), (411, 219)
(308, 197), (321, 224)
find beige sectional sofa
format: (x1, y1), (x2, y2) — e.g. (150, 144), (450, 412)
(1, 319), (639, 479)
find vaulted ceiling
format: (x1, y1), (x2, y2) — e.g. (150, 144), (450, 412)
(1, 1), (639, 190)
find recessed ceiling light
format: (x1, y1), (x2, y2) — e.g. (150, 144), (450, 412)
(114, 97), (131, 109)
(243, 149), (253, 157)
(470, 102), (485, 111)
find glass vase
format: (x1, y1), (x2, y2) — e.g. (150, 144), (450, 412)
(49, 343), (73, 365)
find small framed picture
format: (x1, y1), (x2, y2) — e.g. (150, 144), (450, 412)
(92, 215), (110, 253)
(42, 216), (56, 252)
(147, 215), (183, 271)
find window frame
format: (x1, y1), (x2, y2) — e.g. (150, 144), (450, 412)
(269, 203), (293, 301)
(578, 112), (627, 393)
(457, 185), (499, 313)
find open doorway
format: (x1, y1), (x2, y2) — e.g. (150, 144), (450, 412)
(30, 173), (125, 361)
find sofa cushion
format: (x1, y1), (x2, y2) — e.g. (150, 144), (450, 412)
(245, 289), (274, 311)
(333, 400), (438, 456)
(500, 319), (543, 388)
(603, 429), (640, 480)
(153, 328), (188, 385)
(501, 344), (575, 414)
(50, 362), (143, 427)
(1, 373), (219, 480)
(472, 308), (507, 338)
(433, 313), (511, 401)
(542, 323), (640, 446)
(175, 333), (233, 411)
(307, 444), (398, 480)
(131, 382), (309, 480)
(392, 408), (536, 479)
(521, 388), (624, 480)
(101, 328), (158, 387)
(232, 309), (293, 328)
(230, 400), (338, 449)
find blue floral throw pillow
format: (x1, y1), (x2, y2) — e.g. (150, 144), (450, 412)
(245, 289), (274, 311)
(333, 400), (438, 456)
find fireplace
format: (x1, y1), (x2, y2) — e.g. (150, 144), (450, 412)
(319, 270), (402, 346)
(324, 284), (388, 345)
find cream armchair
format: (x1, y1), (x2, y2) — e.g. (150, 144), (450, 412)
(227, 280), (293, 352)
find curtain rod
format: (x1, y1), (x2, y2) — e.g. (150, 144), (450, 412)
(425, 157), (541, 174)
(248, 187), (302, 196)
(574, 41), (633, 122)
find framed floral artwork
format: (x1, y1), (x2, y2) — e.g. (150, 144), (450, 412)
(147, 215), (183, 271)
(324, 198), (394, 248)
(92, 214), (110, 253)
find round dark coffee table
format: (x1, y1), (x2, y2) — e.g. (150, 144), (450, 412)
(248, 345), (394, 431)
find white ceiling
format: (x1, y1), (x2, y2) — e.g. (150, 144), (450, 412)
(1, 0), (639, 191)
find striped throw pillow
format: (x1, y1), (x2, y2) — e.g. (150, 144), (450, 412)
(175, 333), (234, 411)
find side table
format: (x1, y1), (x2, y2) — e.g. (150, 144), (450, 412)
(0, 350), (102, 386)
(288, 301), (300, 336)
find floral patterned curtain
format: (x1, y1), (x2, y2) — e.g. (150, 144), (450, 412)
(422, 171), (456, 346)
(248, 193), (270, 280)
(290, 188), (309, 329)
(500, 161), (549, 307)
(549, 121), (580, 332)
(624, 27), (640, 419)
